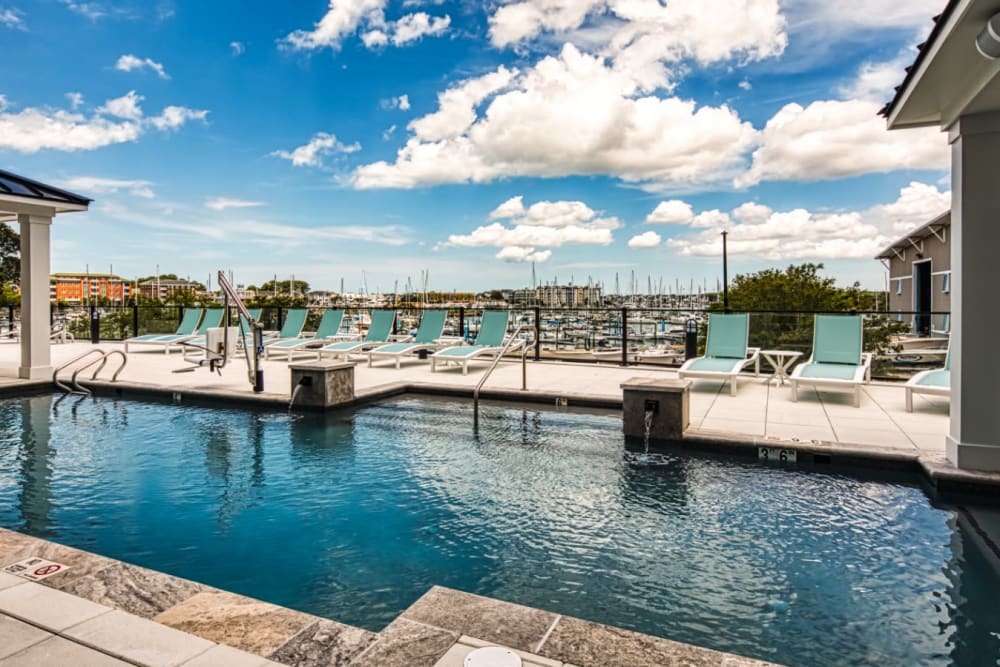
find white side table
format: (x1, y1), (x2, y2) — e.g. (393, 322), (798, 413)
(760, 350), (802, 386)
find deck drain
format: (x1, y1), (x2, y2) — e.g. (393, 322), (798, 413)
(464, 646), (522, 667)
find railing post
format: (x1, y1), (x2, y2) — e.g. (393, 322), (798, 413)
(621, 307), (628, 367)
(459, 306), (466, 340)
(534, 306), (541, 361)
(277, 306), (285, 331)
(132, 305), (139, 338)
(90, 303), (100, 344)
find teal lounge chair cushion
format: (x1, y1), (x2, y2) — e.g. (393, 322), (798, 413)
(413, 310), (447, 343)
(684, 357), (746, 373)
(435, 344), (487, 358)
(797, 363), (858, 380)
(914, 369), (950, 388)
(475, 311), (509, 347)
(131, 308), (202, 341)
(314, 309), (345, 339)
(705, 313), (749, 359)
(364, 310), (396, 342)
(813, 315), (862, 365)
(277, 309), (308, 339)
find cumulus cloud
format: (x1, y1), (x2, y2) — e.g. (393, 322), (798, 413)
(391, 11), (449, 45)
(646, 200), (693, 224)
(204, 197), (266, 211)
(736, 99), (949, 187)
(352, 45), (755, 190)
(443, 196), (619, 263)
(664, 182), (949, 261)
(115, 54), (169, 79)
(62, 176), (155, 198)
(381, 94), (411, 111)
(65, 92), (84, 109)
(839, 54), (910, 102)
(281, 0), (449, 51)
(0, 92), (207, 153)
(628, 231), (661, 249)
(1, 7), (26, 30)
(271, 132), (360, 167)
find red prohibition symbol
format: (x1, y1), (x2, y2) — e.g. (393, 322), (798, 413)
(33, 564), (60, 576)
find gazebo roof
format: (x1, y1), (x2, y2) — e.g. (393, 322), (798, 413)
(0, 170), (91, 222)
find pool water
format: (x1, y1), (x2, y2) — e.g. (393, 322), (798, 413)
(0, 394), (998, 666)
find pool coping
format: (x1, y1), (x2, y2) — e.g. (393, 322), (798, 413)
(0, 528), (781, 667)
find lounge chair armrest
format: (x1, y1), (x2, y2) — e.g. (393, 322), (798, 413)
(388, 334), (413, 342)
(436, 336), (465, 345)
(746, 347), (761, 359)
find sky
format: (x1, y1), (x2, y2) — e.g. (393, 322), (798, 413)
(0, 0), (953, 294)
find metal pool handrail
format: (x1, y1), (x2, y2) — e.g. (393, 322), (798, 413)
(53, 348), (108, 394)
(473, 321), (530, 430)
(70, 350), (127, 393)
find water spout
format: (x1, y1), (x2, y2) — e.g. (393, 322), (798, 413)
(289, 380), (307, 413)
(643, 407), (655, 455)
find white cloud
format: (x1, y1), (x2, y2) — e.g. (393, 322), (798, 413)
(736, 99), (949, 187)
(663, 182), (949, 261)
(443, 196), (618, 263)
(839, 54), (910, 102)
(272, 132), (360, 167)
(98, 90), (144, 120)
(115, 54), (169, 79)
(628, 231), (661, 248)
(391, 12), (450, 45)
(205, 197), (266, 211)
(381, 94), (411, 111)
(0, 95), (7, 112)
(282, 0), (386, 51)
(738, 79), (751, 91)
(489, 0), (604, 47)
(1, 7), (25, 30)
(148, 105), (209, 131)
(230, 41), (245, 56)
(65, 92), (84, 109)
(59, 0), (107, 20)
(0, 92), (205, 153)
(786, 0), (944, 32)
(382, 124), (397, 140)
(62, 176), (155, 198)
(352, 45), (756, 190)
(282, 0), (449, 51)
(646, 200), (693, 224)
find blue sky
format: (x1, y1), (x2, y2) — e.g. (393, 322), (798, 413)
(0, 0), (952, 293)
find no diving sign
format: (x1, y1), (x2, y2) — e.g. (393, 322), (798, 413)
(2, 557), (69, 581)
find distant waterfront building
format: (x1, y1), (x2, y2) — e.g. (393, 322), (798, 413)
(512, 284), (602, 307)
(875, 211), (950, 336)
(138, 278), (204, 301)
(50, 273), (132, 304)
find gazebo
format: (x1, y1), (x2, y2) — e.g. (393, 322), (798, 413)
(882, 0), (1000, 472)
(0, 171), (91, 379)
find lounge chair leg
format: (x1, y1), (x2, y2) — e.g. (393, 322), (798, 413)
(395, 358), (401, 370)
(730, 377), (737, 396)
(791, 381), (798, 402)
(462, 362), (468, 376)
(905, 389), (913, 413)
(854, 386), (860, 408)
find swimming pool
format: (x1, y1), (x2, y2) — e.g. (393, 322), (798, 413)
(0, 393), (997, 666)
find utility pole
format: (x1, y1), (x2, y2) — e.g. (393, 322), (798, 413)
(721, 230), (730, 313)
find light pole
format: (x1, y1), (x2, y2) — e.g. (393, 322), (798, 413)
(721, 230), (729, 313)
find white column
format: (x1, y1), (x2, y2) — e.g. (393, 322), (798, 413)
(17, 213), (53, 380)
(946, 112), (1000, 472)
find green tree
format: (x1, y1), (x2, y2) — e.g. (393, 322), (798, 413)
(0, 223), (19, 286)
(712, 263), (905, 360)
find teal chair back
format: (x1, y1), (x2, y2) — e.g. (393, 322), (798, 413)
(475, 311), (510, 347)
(278, 309), (307, 338)
(314, 309), (345, 339)
(239, 308), (263, 336)
(705, 313), (749, 359)
(176, 309), (203, 335)
(813, 315), (863, 365)
(414, 310), (447, 343)
(197, 309), (225, 333)
(364, 310), (396, 342)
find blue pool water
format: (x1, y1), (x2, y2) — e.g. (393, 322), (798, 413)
(0, 393), (998, 666)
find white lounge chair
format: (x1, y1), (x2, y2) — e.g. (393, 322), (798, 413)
(430, 311), (517, 375)
(264, 309), (346, 361)
(262, 308), (308, 345)
(317, 310), (396, 360)
(677, 313), (760, 396)
(905, 345), (950, 412)
(125, 309), (224, 355)
(790, 315), (872, 407)
(368, 310), (453, 368)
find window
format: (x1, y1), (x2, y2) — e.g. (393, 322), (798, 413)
(941, 273), (950, 294)
(895, 279), (903, 295)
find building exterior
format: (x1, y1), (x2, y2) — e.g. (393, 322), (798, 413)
(137, 278), (203, 301)
(50, 273), (132, 304)
(876, 211), (950, 336)
(507, 284), (603, 307)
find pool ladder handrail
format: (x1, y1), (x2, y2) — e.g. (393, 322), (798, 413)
(52, 348), (127, 395)
(472, 321), (531, 430)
